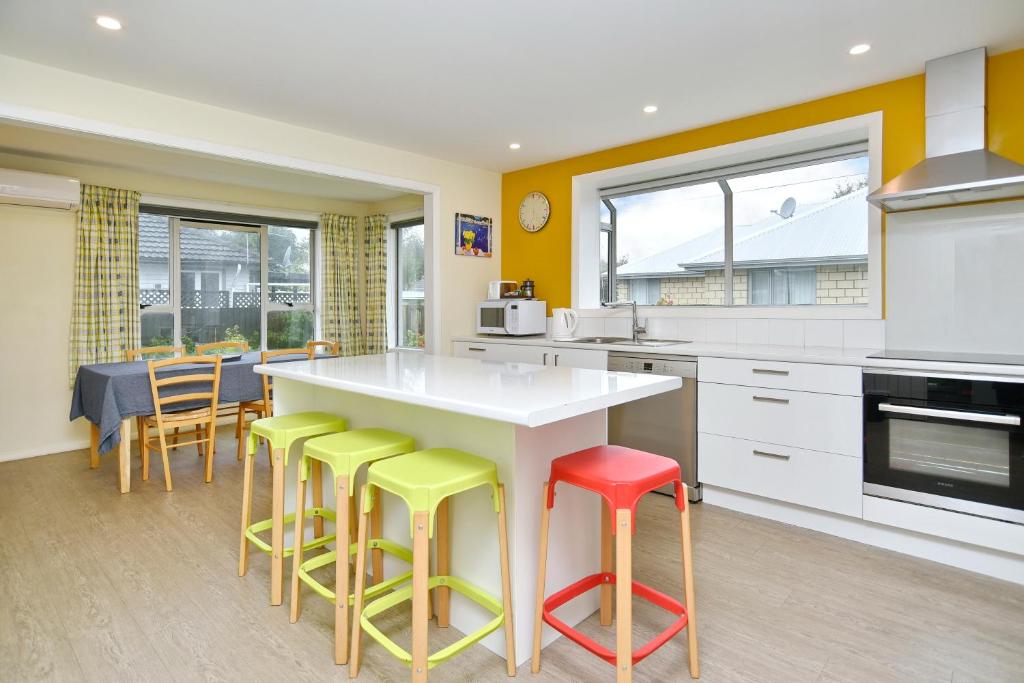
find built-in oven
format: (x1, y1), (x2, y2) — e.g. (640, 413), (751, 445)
(863, 369), (1024, 524)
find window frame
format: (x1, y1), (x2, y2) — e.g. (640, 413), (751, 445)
(139, 211), (317, 351)
(389, 214), (426, 350)
(600, 142), (868, 307)
(572, 112), (883, 319)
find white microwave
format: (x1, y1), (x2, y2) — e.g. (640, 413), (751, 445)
(476, 300), (547, 336)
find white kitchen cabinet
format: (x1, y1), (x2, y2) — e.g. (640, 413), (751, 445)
(699, 433), (862, 517)
(698, 381), (862, 457)
(699, 356), (861, 396)
(452, 341), (606, 369)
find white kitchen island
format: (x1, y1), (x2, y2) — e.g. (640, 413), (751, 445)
(255, 351), (680, 667)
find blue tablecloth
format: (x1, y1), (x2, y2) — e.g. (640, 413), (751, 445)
(70, 352), (307, 453)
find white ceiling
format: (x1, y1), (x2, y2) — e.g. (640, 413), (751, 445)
(1, 0), (1022, 172)
(0, 123), (414, 203)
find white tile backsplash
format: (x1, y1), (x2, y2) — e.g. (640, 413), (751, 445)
(576, 317), (605, 337)
(768, 319), (805, 347)
(676, 318), (708, 342)
(736, 319), (771, 345)
(803, 320), (844, 348)
(552, 315), (883, 349)
(605, 316), (632, 337)
(843, 319), (885, 349)
(706, 319), (737, 343)
(645, 317), (679, 340)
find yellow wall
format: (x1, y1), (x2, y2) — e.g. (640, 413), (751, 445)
(502, 49), (1024, 310)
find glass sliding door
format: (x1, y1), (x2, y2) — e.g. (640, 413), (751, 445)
(393, 218), (425, 348)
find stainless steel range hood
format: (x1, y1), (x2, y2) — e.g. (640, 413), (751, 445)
(868, 47), (1024, 213)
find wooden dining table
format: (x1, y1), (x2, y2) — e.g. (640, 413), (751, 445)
(70, 352), (302, 493)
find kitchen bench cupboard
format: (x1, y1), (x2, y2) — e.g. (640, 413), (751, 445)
(453, 340), (607, 369)
(697, 357), (863, 518)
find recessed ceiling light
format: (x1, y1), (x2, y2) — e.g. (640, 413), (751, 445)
(643, 105), (659, 114)
(849, 43), (871, 55)
(509, 143), (521, 150)
(96, 16), (122, 30)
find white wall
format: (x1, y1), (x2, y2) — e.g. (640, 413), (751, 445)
(0, 204), (86, 459)
(0, 55), (500, 461)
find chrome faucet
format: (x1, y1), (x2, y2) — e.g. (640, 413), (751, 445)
(602, 300), (647, 343)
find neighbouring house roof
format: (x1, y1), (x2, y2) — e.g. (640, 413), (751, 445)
(139, 213), (251, 263)
(617, 188), (868, 279)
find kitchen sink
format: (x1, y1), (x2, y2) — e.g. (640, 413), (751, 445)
(565, 337), (689, 347)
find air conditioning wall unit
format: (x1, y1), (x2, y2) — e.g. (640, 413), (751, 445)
(0, 168), (81, 210)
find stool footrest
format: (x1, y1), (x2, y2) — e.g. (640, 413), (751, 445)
(245, 507), (336, 558)
(542, 572), (688, 666)
(360, 575), (505, 670)
(298, 538), (414, 605)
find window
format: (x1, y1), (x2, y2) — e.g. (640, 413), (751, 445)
(600, 145), (869, 307)
(392, 217), (425, 349)
(138, 210), (317, 353)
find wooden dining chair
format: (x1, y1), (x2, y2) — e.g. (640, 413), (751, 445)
(235, 347), (313, 461)
(306, 339), (340, 356)
(142, 355), (222, 491)
(127, 345), (188, 458)
(195, 340), (250, 355)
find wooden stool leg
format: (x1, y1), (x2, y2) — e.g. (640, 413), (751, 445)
(600, 498), (613, 626)
(270, 446), (286, 605)
(289, 462), (309, 623)
(334, 474), (351, 665)
(312, 460), (325, 539)
(615, 508), (632, 683)
(680, 494), (700, 679)
(435, 497), (450, 627)
(348, 495), (358, 568)
(348, 486), (371, 679)
(531, 482), (552, 674)
(496, 485), (516, 677)
(89, 423), (100, 469)
(238, 450), (256, 576)
(411, 510), (430, 683)
(370, 498), (383, 586)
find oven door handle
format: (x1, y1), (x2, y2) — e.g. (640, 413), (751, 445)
(878, 402), (1021, 426)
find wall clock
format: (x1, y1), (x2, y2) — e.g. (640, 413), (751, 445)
(518, 191), (550, 232)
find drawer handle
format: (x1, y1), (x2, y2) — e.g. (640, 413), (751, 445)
(752, 395), (790, 405)
(752, 368), (789, 376)
(467, 347), (487, 352)
(752, 449), (790, 460)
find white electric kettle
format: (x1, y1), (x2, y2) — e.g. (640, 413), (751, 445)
(551, 308), (579, 339)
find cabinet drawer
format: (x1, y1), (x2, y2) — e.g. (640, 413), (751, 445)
(698, 382), (862, 456)
(452, 341), (544, 364)
(699, 356), (861, 396)
(699, 432), (862, 517)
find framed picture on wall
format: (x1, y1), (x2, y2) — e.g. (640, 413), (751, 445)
(455, 213), (492, 257)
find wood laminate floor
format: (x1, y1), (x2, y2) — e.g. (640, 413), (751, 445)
(2, 429), (1022, 682)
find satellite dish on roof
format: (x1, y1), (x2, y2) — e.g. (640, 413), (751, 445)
(772, 197), (797, 219)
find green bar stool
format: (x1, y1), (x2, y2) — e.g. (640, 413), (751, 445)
(289, 428), (417, 665)
(349, 448), (516, 682)
(237, 411), (348, 606)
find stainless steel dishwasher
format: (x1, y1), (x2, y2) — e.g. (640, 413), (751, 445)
(608, 352), (700, 502)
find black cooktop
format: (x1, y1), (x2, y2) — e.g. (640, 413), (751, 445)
(869, 349), (1024, 366)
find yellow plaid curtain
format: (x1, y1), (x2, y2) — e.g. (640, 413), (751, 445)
(364, 214), (388, 354)
(320, 213), (364, 356)
(68, 185), (141, 386)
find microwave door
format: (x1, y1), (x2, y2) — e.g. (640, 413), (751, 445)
(480, 305), (506, 332)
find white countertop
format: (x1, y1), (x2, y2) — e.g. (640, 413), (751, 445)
(255, 352), (682, 427)
(454, 335), (1024, 377)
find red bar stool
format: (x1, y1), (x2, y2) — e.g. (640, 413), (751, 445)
(531, 445), (699, 682)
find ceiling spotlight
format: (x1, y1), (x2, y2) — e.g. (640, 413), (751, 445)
(849, 43), (871, 55)
(643, 105), (659, 114)
(96, 16), (123, 30)
(509, 143), (521, 150)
